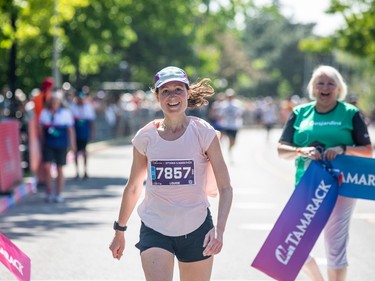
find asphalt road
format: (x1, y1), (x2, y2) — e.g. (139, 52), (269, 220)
(1, 127), (375, 280)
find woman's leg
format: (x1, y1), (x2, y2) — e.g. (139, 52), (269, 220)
(302, 257), (325, 281)
(327, 268), (347, 281)
(74, 151), (79, 178)
(56, 165), (64, 195)
(43, 162), (52, 194)
(141, 248), (175, 281)
(179, 256), (213, 281)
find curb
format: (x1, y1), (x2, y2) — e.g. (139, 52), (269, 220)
(0, 177), (37, 215)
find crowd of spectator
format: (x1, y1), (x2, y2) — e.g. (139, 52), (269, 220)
(0, 83), (320, 147)
(2, 81), (374, 176)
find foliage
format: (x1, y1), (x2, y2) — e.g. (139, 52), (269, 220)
(61, 0), (136, 87)
(242, 5), (314, 98)
(328, 0), (375, 64)
(0, 0), (374, 113)
(118, 0), (200, 88)
(300, 0), (375, 115)
(1, 0), (234, 93)
(0, 0), (91, 91)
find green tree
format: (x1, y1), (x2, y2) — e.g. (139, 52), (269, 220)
(329, 0), (375, 63)
(0, 0), (90, 92)
(1, 0), (231, 93)
(242, 5), (314, 99)
(60, 0), (137, 88)
(1, 0), (327, 102)
(300, 0), (375, 115)
(113, 0), (200, 88)
(0, 0), (22, 92)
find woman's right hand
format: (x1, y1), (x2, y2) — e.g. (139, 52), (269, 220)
(202, 227), (223, 256)
(109, 233), (125, 260)
(299, 146), (323, 160)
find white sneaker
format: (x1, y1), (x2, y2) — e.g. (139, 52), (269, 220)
(54, 195), (64, 203)
(45, 193), (53, 203)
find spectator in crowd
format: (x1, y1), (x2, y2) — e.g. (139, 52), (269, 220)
(39, 91), (76, 203)
(217, 88), (244, 156)
(33, 77), (54, 123)
(207, 92), (225, 134)
(32, 77), (54, 188)
(280, 95), (301, 124)
(0, 86), (10, 119)
(261, 96), (278, 141)
(347, 93), (371, 126)
(69, 90), (96, 179)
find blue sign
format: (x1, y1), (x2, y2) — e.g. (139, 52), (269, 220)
(331, 155), (375, 200)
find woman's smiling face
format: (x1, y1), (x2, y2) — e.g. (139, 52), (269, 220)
(314, 74), (339, 110)
(157, 81), (188, 114)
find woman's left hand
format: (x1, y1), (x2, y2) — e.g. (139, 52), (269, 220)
(202, 227), (223, 256)
(323, 146), (344, 161)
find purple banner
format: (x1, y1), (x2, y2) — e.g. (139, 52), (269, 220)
(251, 161), (339, 281)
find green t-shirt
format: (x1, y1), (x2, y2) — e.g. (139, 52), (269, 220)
(292, 101), (358, 184)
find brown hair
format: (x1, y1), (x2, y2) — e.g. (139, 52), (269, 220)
(153, 78), (215, 108)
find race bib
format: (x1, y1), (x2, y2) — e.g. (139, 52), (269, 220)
(150, 160), (195, 185)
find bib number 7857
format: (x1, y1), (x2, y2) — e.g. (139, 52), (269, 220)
(150, 160), (195, 185)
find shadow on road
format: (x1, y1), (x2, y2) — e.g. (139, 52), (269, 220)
(0, 176), (128, 241)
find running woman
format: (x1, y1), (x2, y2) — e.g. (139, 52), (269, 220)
(109, 66), (233, 281)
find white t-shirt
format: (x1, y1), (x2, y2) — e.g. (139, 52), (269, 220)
(132, 116), (217, 236)
(217, 99), (244, 130)
(70, 102), (96, 121)
(39, 107), (74, 148)
(39, 107), (74, 127)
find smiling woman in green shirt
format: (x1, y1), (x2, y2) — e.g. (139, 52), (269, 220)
(277, 65), (372, 281)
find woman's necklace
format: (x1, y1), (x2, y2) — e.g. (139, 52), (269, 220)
(160, 118), (189, 134)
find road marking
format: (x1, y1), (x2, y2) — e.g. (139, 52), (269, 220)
(353, 212), (375, 224)
(233, 188), (263, 195)
(353, 212), (375, 219)
(234, 202), (276, 210)
(240, 223), (273, 230)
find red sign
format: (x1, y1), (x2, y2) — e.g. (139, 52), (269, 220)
(0, 120), (22, 192)
(0, 233), (31, 281)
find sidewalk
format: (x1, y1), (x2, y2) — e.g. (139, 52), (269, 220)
(0, 177), (36, 214)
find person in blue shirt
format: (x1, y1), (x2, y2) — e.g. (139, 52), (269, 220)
(69, 90), (96, 179)
(39, 91), (76, 203)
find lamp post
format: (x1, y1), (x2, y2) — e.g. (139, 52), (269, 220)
(52, 0), (61, 89)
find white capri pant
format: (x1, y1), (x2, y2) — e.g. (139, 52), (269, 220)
(306, 196), (357, 269)
(324, 195), (357, 269)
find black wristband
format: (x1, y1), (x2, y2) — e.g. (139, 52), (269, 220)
(340, 145), (346, 154)
(113, 221), (127, 231)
